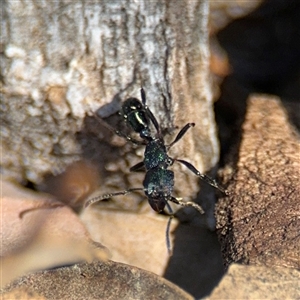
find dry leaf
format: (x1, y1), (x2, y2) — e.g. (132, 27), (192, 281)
(1, 180), (108, 287)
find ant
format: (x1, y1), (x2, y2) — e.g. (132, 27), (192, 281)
(85, 88), (226, 253)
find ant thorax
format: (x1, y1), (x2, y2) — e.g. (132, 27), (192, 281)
(144, 139), (170, 170)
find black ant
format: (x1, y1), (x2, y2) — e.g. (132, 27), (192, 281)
(85, 88), (226, 253)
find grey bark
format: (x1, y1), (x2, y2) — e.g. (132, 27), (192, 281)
(1, 0), (219, 212)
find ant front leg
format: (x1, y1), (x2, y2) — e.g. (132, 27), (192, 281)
(175, 159), (227, 194)
(114, 130), (147, 146)
(93, 112), (146, 146)
(129, 161), (145, 172)
(168, 196), (204, 214)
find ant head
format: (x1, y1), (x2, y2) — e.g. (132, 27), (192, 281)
(147, 197), (166, 212)
(121, 97), (151, 137)
(121, 98), (144, 116)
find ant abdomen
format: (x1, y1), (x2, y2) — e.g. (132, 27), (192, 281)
(143, 167), (174, 212)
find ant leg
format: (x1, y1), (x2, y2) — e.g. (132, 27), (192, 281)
(130, 161), (145, 172)
(175, 159), (227, 194)
(145, 107), (161, 135)
(168, 196), (204, 214)
(165, 202), (174, 256)
(93, 112), (146, 146)
(115, 130), (147, 145)
(140, 87), (147, 106)
(140, 88), (161, 136)
(167, 123), (195, 149)
(85, 188), (144, 208)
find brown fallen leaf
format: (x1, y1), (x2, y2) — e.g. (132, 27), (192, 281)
(1, 179), (108, 287)
(38, 160), (101, 210)
(81, 205), (178, 275)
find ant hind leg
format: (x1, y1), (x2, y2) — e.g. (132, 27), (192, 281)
(175, 159), (227, 194)
(167, 123), (195, 149)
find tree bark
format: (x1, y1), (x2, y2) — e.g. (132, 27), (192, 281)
(1, 0), (219, 210)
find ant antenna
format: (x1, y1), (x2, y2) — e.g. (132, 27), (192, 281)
(85, 188), (144, 208)
(166, 215), (174, 256)
(165, 202), (174, 256)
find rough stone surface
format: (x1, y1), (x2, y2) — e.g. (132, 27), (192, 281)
(216, 95), (300, 269)
(1, 261), (193, 300)
(206, 264), (300, 300)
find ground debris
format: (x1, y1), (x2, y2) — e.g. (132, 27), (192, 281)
(216, 94), (300, 269)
